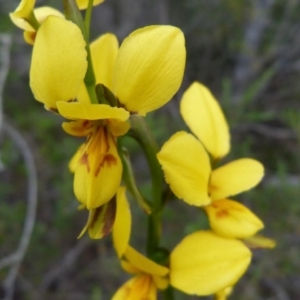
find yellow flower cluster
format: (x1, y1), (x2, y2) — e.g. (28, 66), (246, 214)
(157, 82), (271, 296)
(10, 0), (274, 299)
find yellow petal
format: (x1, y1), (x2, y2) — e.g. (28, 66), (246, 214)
(76, 0), (104, 10)
(113, 187), (132, 257)
(152, 275), (169, 290)
(157, 131), (211, 206)
(30, 16), (87, 110)
(35, 6), (64, 21)
(23, 30), (36, 45)
(120, 260), (140, 274)
(112, 275), (156, 300)
(210, 158), (264, 200)
(215, 287), (233, 300)
(113, 26), (185, 116)
(62, 120), (96, 137)
(88, 197), (116, 239)
(69, 143), (85, 173)
(11, 6), (64, 32)
(180, 82), (230, 159)
(170, 230), (251, 295)
(204, 199), (264, 238)
(78, 198), (116, 239)
(10, 0), (35, 21)
(77, 33), (118, 103)
(91, 33), (118, 89)
(74, 128), (122, 209)
(124, 246), (169, 277)
(57, 102), (129, 121)
(107, 119), (130, 137)
(243, 235), (276, 249)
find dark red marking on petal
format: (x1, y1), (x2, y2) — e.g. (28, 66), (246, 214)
(89, 206), (104, 229)
(211, 202), (229, 219)
(83, 120), (89, 127)
(215, 208), (229, 219)
(79, 152), (90, 173)
(102, 196), (117, 236)
(94, 154), (117, 177)
(28, 31), (37, 43)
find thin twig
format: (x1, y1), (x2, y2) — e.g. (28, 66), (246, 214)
(262, 278), (291, 300)
(0, 254), (19, 270)
(0, 34), (12, 171)
(1, 121), (38, 300)
(39, 237), (93, 294)
(0, 34), (38, 300)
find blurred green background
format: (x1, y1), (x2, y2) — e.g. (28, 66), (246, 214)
(0, 0), (300, 299)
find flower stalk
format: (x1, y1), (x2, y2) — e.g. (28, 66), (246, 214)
(63, 0), (97, 104)
(129, 115), (164, 256)
(84, 0), (94, 40)
(25, 11), (40, 30)
(117, 141), (152, 214)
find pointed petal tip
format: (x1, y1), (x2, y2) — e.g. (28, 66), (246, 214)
(180, 81), (230, 159)
(210, 158), (264, 200)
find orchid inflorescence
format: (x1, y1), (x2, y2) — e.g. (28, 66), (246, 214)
(10, 0), (275, 299)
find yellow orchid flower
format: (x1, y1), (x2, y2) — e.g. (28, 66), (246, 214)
(170, 230), (251, 296)
(29, 18), (126, 210)
(112, 246), (169, 299)
(157, 82), (265, 239)
(76, 28), (186, 115)
(30, 16), (186, 113)
(10, 0), (64, 45)
(58, 104), (129, 209)
(157, 132), (264, 205)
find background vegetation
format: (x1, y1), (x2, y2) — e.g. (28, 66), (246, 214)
(0, 0), (300, 299)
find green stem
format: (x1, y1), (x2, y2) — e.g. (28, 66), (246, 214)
(84, 0), (94, 40)
(63, 0), (97, 104)
(117, 140), (152, 214)
(162, 286), (174, 300)
(129, 115), (164, 256)
(83, 25), (97, 104)
(25, 11), (40, 31)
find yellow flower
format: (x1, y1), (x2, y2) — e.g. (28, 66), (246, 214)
(170, 230), (251, 296)
(58, 105), (129, 209)
(30, 17), (186, 113)
(29, 17), (185, 209)
(111, 207), (168, 299)
(10, 0), (64, 45)
(10, 0), (36, 21)
(157, 82), (264, 239)
(112, 246), (169, 300)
